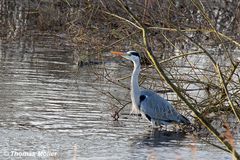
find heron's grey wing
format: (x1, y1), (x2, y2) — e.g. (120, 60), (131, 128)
(139, 90), (182, 123)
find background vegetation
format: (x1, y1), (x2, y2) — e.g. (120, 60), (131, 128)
(1, 0), (240, 159)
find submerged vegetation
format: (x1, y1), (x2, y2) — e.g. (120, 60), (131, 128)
(1, 0), (240, 158)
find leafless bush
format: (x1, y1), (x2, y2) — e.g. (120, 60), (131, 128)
(67, 1), (240, 118)
(67, 0), (240, 158)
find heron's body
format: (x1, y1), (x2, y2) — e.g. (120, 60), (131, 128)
(112, 51), (190, 126)
(139, 89), (190, 125)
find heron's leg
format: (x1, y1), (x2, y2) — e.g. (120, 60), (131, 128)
(151, 120), (157, 128)
(158, 125), (163, 131)
(165, 124), (168, 131)
(172, 124), (178, 132)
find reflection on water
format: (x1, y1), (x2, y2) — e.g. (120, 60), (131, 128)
(132, 130), (187, 147)
(0, 34), (236, 160)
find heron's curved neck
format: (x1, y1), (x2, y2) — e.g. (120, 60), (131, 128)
(130, 60), (141, 114)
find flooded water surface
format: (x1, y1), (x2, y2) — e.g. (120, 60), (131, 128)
(0, 34), (238, 160)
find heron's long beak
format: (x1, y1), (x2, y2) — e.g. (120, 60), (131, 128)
(111, 51), (125, 56)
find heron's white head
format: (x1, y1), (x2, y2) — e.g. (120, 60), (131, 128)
(111, 51), (140, 64)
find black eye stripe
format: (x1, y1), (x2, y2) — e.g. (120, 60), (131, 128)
(130, 52), (140, 57)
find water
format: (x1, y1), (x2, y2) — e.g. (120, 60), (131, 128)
(0, 34), (237, 160)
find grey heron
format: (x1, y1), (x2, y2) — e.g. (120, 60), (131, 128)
(112, 51), (190, 126)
